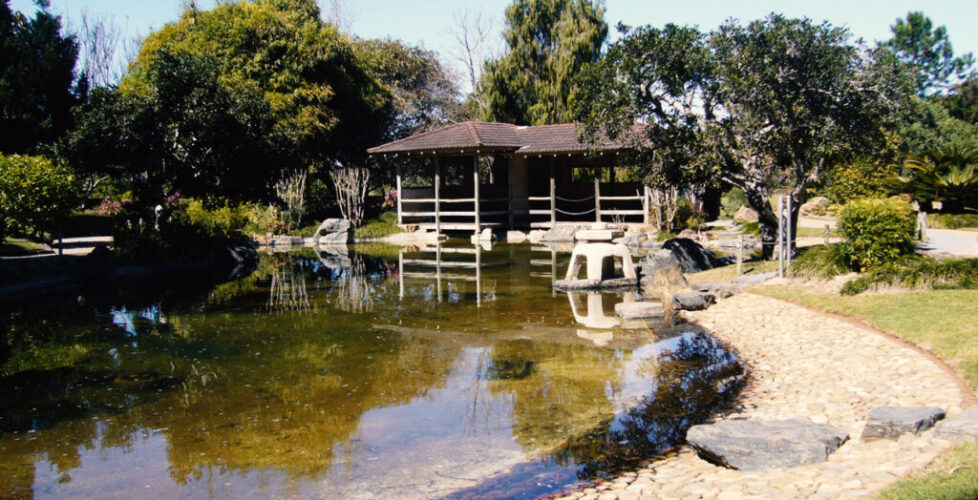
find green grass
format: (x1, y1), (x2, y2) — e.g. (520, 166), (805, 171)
(794, 225), (839, 238)
(928, 213), (978, 230)
(750, 285), (978, 499)
(686, 259), (779, 283)
(875, 443), (978, 500)
(0, 237), (52, 256)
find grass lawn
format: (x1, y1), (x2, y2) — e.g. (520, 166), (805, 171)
(794, 225), (839, 238)
(686, 259), (779, 283)
(0, 237), (52, 257)
(751, 285), (978, 499)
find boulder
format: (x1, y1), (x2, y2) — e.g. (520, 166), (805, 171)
(315, 218), (352, 245)
(615, 301), (665, 320)
(801, 196), (830, 216)
(672, 291), (716, 311)
(617, 231), (659, 248)
(935, 407), (978, 442)
(639, 249), (682, 278)
(642, 265), (689, 302)
(270, 235), (305, 247)
(861, 406), (945, 441)
(734, 206), (759, 223)
(686, 419), (849, 471)
(553, 277), (637, 291)
(661, 238), (724, 273)
(539, 224), (590, 242)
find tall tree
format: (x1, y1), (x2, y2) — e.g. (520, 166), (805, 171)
(479, 0), (607, 125)
(882, 11), (975, 95)
(0, 0), (80, 154)
(71, 0), (390, 207)
(583, 15), (910, 257)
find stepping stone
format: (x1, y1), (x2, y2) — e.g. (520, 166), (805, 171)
(686, 419), (849, 471)
(615, 301), (665, 320)
(672, 291), (716, 311)
(861, 406), (945, 440)
(554, 278), (637, 291)
(730, 271), (778, 285)
(935, 407), (978, 442)
(693, 282), (742, 298)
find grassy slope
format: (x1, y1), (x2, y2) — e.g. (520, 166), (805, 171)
(0, 238), (52, 257)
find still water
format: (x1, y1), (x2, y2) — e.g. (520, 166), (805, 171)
(0, 243), (741, 499)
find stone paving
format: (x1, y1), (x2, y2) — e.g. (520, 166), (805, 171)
(558, 293), (970, 500)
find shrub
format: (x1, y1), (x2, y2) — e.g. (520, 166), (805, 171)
(928, 213), (978, 229)
(840, 255), (978, 295)
(0, 153), (78, 242)
(790, 245), (850, 279)
(676, 200), (706, 230)
(720, 187), (747, 218)
(837, 198), (917, 271)
(353, 211), (403, 240)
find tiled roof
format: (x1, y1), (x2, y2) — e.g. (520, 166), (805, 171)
(366, 121), (624, 155)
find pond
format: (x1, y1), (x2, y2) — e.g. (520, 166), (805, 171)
(0, 243), (742, 499)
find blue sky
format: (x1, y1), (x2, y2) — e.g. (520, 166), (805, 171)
(11, 0), (978, 87)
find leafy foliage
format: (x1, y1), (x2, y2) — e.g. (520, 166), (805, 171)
(479, 0), (607, 125)
(719, 187), (746, 218)
(582, 15), (911, 257)
(353, 211), (403, 240)
(837, 198), (917, 271)
(0, 153), (78, 242)
(881, 11), (975, 95)
(0, 0), (81, 154)
(927, 212), (978, 229)
(892, 142), (978, 212)
(841, 254), (978, 295)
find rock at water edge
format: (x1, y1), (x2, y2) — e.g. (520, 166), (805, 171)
(672, 291), (716, 311)
(935, 407), (978, 442)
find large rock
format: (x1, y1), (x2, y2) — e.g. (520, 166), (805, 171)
(315, 218), (352, 245)
(686, 419), (849, 471)
(694, 282), (742, 298)
(862, 406), (945, 440)
(615, 301), (665, 320)
(553, 277), (637, 291)
(734, 206), (759, 223)
(672, 291), (716, 311)
(660, 238), (724, 273)
(935, 407), (978, 442)
(617, 231), (660, 248)
(539, 224), (590, 242)
(801, 196), (830, 216)
(639, 249), (682, 278)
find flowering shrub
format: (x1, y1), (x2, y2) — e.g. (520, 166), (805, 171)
(381, 188), (398, 210)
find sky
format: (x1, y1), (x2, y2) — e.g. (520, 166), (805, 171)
(10, 0), (978, 90)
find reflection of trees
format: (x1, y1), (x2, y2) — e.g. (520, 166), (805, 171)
(552, 332), (742, 479)
(268, 257), (311, 312)
(332, 254), (374, 313)
(486, 339), (624, 454)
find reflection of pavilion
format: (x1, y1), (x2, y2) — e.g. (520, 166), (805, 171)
(397, 244), (504, 306)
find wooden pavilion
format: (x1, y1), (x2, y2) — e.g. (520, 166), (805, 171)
(367, 121), (650, 234)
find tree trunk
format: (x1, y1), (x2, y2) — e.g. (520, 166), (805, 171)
(742, 182), (778, 259)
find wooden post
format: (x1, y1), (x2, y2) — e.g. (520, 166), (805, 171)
(737, 234), (744, 275)
(784, 194), (794, 270)
(473, 155), (481, 236)
(777, 196), (785, 277)
(434, 156), (441, 234)
(507, 160), (514, 230)
(475, 243), (482, 307)
(594, 172), (601, 223)
(549, 159), (556, 228)
(396, 163), (403, 225)
(641, 185), (647, 225)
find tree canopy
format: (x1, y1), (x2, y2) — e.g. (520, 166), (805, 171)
(0, 0), (80, 154)
(479, 0), (607, 125)
(583, 14), (911, 255)
(882, 11), (975, 95)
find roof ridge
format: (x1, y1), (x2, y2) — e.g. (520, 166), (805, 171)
(464, 121), (482, 147)
(368, 121), (470, 151)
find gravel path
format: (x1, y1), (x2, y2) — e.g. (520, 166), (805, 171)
(559, 293), (970, 500)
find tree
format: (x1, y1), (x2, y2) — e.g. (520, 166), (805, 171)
(583, 15), (910, 257)
(479, 0), (607, 125)
(75, 10), (122, 87)
(943, 77), (978, 124)
(447, 8), (497, 116)
(882, 11), (975, 95)
(68, 0), (390, 209)
(0, 0), (80, 154)
(0, 153), (78, 243)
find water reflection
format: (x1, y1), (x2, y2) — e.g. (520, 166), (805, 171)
(0, 243), (740, 499)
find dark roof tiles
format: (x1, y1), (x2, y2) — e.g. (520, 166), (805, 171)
(367, 121), (622, 155)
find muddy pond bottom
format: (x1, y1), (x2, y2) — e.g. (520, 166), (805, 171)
(0, 243), (741, 499)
